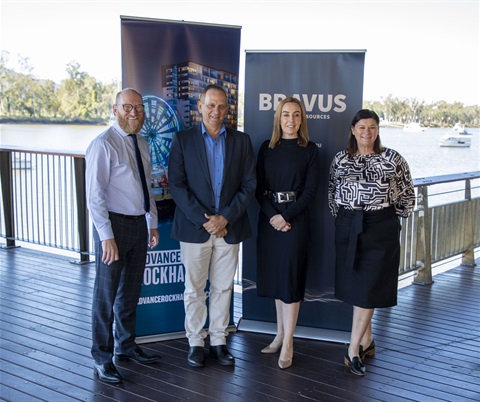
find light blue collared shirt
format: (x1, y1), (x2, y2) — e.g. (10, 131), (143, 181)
(202, 123), (226, 214)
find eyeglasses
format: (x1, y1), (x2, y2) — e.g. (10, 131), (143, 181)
(116, 104), (145, 113)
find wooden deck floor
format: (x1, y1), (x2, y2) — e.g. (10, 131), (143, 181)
(1, 246), (479, 402)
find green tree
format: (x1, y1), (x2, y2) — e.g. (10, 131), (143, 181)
(57, 61), (89, 119)
(37, 79), (60, 118)
(364, 95), (480, 127)
(56, 61), (117, 121)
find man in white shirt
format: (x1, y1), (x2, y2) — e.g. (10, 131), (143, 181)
(86, 88), (160, 383)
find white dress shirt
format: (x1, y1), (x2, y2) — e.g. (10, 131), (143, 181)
(86, 121), (158, 240)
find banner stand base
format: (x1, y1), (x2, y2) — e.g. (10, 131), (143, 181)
(136, 324), (237, 344)
(236, 318), (350, 344)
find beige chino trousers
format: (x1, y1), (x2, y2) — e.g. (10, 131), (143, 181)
(180, 236), (239, 347)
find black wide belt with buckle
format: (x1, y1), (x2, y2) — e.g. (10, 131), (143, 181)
(266, 191), (298, 203)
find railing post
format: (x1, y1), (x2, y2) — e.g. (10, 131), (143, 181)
(462, 178), (476, 267)
(414, 184), (433, 285)
(71, 157), (90, 264)
(0, 151), (17, 248)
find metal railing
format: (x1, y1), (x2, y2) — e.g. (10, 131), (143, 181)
(1, 147), (479, 282)
(399, 172), (479, 284)
(0, 149), (91, 263)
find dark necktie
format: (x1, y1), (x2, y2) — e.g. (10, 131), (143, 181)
(129, 134), (150, 213)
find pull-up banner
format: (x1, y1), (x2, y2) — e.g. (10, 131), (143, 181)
(121, 16), (241, 340)
(240, 51), (366, 341)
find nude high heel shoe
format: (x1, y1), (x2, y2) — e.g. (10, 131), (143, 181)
(278, 356), (293, 369)
(278, 344), (293, 369)
(261, 337), (283, 354)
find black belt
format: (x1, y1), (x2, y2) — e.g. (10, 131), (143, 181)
(338, 206), (395, 217)
(266, 191), (299, 203)
(109, 211), (145, 221)
(338, 206), (395, 271)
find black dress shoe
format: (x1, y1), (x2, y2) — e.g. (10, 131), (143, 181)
(359, 340), (376, 360)
(94, 362), (123, 383)
(344, 351), (366, 376)
(115, 347), (160, 364)
(187, 346), (205, 367)
(210, 345), (235, 366)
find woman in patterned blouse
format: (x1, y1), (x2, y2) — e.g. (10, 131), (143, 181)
(328, 109), (415, 376)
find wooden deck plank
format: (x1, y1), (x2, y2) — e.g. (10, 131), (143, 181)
(1, 246), (479, 402)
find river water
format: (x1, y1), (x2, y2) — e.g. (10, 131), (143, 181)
(1, 123), (478, 180)
(0, 124), (105, 154)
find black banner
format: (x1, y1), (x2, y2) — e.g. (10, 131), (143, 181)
(241, 51), (366, 341)
(121, 16), (241, 339)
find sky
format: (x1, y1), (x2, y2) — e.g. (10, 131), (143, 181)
(1, 0), (479, 105)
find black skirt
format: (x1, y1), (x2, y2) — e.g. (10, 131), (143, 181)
(334, 206), (401, 308)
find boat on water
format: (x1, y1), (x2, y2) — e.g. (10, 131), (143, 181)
(438, 123), (473, 147)
(452, 122), (471, 135)
(403, 122), (427, 132)
(438, 133), (472, 147)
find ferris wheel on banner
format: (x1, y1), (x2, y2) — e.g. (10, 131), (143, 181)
(139, 95), (183, 206)
(140, 95), (182, 167)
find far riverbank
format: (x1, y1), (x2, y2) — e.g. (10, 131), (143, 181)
(0, 117), (109, 125)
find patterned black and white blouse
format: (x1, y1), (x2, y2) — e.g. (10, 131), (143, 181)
(328, 148), (415, 218)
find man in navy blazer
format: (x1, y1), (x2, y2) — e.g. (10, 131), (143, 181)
(169, 84), (256, 367)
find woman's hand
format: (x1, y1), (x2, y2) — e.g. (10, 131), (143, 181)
(270, 214), (290, 232)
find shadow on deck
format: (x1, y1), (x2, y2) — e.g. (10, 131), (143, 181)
(1, 247), (479, 401)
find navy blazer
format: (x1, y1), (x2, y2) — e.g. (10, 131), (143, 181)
(168, 125), (257, 244)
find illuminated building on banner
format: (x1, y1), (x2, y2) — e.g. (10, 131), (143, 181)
(161, 61), (238, 128)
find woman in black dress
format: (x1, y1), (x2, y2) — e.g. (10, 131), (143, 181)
(328, 109), (415, 376)
(256, 97), (320, 369)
